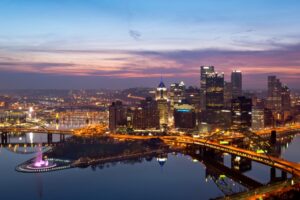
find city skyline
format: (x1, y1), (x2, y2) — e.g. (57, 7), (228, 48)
(1, 0), (300, 89)
(1, 1), (300, 199)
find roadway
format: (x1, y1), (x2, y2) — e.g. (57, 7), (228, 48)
(109, 134), (300, 177)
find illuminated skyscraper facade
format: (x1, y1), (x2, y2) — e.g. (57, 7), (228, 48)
(200, 66), (215, 110)
(156, 80), (169, 127)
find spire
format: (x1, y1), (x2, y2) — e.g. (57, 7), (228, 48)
(158, 74), (165, 88)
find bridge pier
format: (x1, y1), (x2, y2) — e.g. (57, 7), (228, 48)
(281, 171), (287, 180)
(270, 167), (288, 182)
(1, 132), (8, 145)
(47, 133), (53, 144)
(231, 156), (252, 172)
(203, 148), (224, 164)
(270, 130), (277, 145)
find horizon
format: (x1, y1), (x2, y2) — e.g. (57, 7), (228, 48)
(1, 0), (300, 89)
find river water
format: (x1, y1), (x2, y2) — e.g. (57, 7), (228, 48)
(0, 133), (299, 200)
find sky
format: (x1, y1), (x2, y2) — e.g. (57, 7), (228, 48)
(0, 0), (300, 89)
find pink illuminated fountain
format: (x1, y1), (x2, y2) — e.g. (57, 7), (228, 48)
(34, 148), (49, 167)
(26, 146), (56, 170)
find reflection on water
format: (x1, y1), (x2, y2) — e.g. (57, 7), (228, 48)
(0, 133), (299, 200)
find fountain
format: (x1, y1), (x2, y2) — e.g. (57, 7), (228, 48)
(26, 147), (57, 170)
(15, 146), (74, 173)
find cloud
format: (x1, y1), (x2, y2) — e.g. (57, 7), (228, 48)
(0, 43), (300, 88)
(129, 30), (142, 41)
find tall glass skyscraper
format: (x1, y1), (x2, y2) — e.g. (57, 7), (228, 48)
(200, 66), (215, 110)
(231, 70), (242, 98)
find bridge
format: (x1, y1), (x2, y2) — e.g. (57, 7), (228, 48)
(0, 127), (73, 134)
(166, 136), (300, 177)
(2, 123), (300, 178)
(108, 134), (300, 178)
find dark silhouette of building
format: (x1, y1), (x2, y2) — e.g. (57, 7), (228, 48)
(232, 96), (252, 130)
(109, 101), (127, 132)
(281, 85), (291, 110)
(264, 108), (275, 128)
(174, 104), (196, 129)
(224, 81), (233, 109)
(204, 72), (225, 127)
(231, 70), (242, 98)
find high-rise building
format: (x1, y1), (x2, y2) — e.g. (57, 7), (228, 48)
(232, 96), (252, 130)
(224, 81), (233, 109)
(231, 70), (242, 98)
(206, 72), (224, 110)
(267, 76), (283, 111)
(109, 101), (127, 132)
(155, 79), (168, 100)
(174, 104), (196, 129)
(200, 66), (215, 110)
(281, 85), (291, 110)
(155, 80), (169, 127)
(267, 76), (291, 113)
(169, 81), (185, 108)
(202, 72), (225, 127)
(185, 86), (201, 111)
(264, 108), (274, 128)
(252, 108), (264, 130)
(132, 97), (160, 130)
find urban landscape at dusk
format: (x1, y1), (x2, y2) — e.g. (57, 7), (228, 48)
(1, 0), (300, 200)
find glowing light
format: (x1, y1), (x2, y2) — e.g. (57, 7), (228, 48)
(256, 149), (265, 154)
(29, 132), (33, 144)
(29, 107), (34, 113)
(220, 141), (229, 145)
(219, 175), (226, 179)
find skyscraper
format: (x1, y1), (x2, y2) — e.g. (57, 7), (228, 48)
(206, 72), (224, 110)
(109, 101), (127, 132)
(200, 66), (215, 110)
(156, 80), (169, 127)
(224, 81), (233, 109)
(252, 108), (264, 130)
(232, 96), (252, 130)
(267, 76), (283, 111)
(204, 72), (225, 127)
(169, 81), (185, 109)
(133, 97), (160, 130)
(231, 70), (242, 98)
(155, 79), (168, 101)
(281, 85), (291, 110)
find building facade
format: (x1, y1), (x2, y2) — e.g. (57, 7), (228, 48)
(232, 96), (252, 130)
(231, 70), (242, 98)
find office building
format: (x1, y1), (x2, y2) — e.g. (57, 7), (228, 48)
(232, 96), (252, 130)
(200, 66), (215, 110)
(132, 97), (160, 130)
(156, 80), (169, 127)
(109, 101), (127, 131)
(174, 104), (196, 129)
(231, 70), (242, 98)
